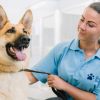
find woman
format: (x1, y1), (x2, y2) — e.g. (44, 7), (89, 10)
(26, 2), (100, 100)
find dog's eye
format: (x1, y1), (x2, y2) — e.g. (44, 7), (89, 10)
(23, 28), (29, 34)
(6, 27), (16, 33)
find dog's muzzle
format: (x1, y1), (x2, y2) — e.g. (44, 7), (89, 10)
(6, 35), (30, 61)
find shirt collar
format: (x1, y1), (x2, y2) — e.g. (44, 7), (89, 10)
(95, 49), (100, 59)
(69, 39), (80, 51)
(69, 39), (100, 59)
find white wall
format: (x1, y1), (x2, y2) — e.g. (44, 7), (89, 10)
(0, 0), (34, 23)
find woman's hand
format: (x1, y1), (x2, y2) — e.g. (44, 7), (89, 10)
(48, 75), (96, 100)
(47, 74), (67, 90)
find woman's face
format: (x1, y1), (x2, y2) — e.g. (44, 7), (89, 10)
(78, 7), (100, 42)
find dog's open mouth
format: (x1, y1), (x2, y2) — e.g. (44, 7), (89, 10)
(6, 43), (27, 61)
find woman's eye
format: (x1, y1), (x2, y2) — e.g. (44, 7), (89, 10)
(88, 24), (95, 28)
(80, 18), (84, 22)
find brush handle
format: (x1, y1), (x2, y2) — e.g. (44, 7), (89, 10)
(19, 69), (50, 75)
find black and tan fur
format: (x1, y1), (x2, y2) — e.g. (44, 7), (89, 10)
(0, 5), (33, 100)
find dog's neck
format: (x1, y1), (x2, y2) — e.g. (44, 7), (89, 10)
(0, 63), (20, 73)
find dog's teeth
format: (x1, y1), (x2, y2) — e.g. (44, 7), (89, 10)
(10, 47), (14, 53)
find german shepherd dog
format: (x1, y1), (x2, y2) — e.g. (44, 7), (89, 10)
(0, 5), (33, 100)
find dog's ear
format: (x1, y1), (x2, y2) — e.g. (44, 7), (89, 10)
(0, 5), (8, 29)
(19, 10), (33, 31)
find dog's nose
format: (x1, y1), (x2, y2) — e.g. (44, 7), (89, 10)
(20, 35), (30, 44)
(14, 35), (31, 50)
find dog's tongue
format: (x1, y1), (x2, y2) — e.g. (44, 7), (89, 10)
(15, 50), (26, 61)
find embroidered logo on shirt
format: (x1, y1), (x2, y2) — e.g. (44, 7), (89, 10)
(87, 73), (94, 80)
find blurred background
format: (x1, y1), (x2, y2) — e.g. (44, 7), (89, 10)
(0, 0), (99, 99)
(0, 0), (99, 65)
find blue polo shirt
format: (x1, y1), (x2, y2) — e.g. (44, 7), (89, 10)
(32, 39), (100, 100)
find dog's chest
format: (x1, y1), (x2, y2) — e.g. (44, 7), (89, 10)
(0, 72), (29, 100)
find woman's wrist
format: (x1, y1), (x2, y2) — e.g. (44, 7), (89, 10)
(61, 80), (69, 91)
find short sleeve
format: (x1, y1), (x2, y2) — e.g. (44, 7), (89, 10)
(31, 42), (66, 83)
(31, 40), (74, 83)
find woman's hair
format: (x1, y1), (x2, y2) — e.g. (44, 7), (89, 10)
(88, 2), (100, 14)
(88, 2), (100, 44)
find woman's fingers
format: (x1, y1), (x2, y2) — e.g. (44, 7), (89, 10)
(48, 75), (55, 87)
(48, 80), (53, 86)
(48, 75), (54, 79)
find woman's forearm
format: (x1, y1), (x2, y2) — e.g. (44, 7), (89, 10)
(25, 72), (38, 84)
(62, 82), (96, 100)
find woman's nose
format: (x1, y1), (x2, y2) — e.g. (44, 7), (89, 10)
(79, 22), (86, 31)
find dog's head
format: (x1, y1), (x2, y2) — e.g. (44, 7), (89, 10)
(0, 5), (33, 72)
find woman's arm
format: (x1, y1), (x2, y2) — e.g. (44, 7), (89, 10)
(63, 80), (96, 100)
(25, 72), (38, 84)
(48, 75), (96, 100)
